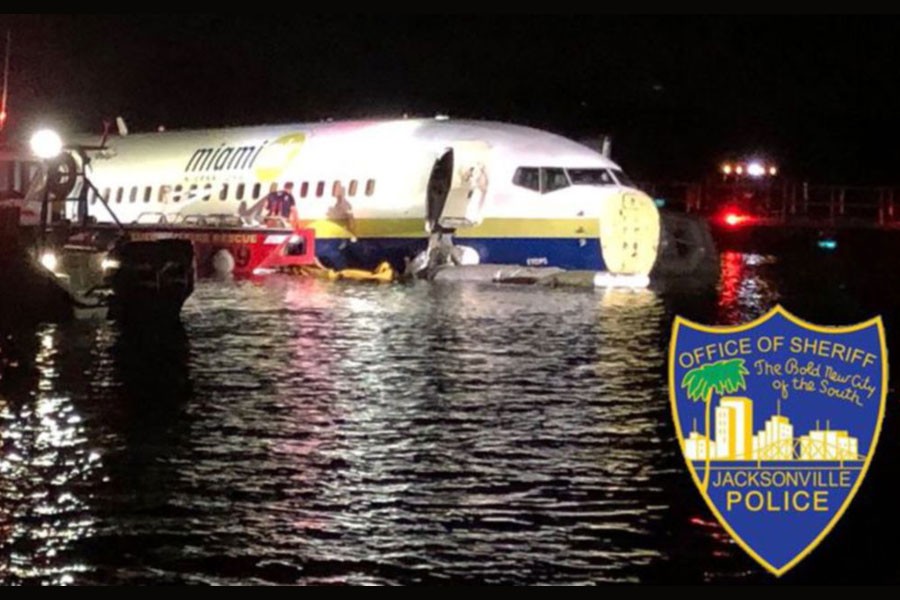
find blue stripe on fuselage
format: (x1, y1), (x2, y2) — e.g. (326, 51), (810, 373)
(314, 237), (605, 271)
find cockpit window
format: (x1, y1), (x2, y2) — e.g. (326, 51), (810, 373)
(610, 169), (635, 187)
(512, 167), (540, 192)
(566, 168), (616, 186)
(541, 168), (569, 193)
(513, 166), (574, 194)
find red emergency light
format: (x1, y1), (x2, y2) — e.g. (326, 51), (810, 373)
(721, 210), (751, 227)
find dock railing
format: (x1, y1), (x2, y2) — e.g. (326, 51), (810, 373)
(640, 180), (900, 228)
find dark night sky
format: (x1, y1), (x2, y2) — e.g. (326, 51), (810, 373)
(2, 14), (900, 183)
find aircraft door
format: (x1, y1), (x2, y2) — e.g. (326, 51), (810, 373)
(426, 149), (453, 233)
(425, 141), (491, 232)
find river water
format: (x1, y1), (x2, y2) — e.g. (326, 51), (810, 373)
(1, 240), (898, 584)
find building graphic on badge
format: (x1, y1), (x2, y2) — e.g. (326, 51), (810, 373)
(683, 397), (862, 462)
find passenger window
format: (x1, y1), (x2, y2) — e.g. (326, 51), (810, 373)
(348, 180), (358, 197)
(202, 183), (212, 201)
(365, 179), (375, 196)
(332, 180), (342, 197)
(512, 167), (540, 192)
(300, 182), (309, 198)
(129, 186), (138, 203)
(219, 183), (229, 201)
(540, 168), (570, 194)
(236, 183), (245, 200)
(315, 181), (324, 197)
(103, 188), (110, 202)
(115, 188), (123, 204)
(252, 183), (261, 199)
(173, 184), (182, 203)
(143, 186), (152, 203)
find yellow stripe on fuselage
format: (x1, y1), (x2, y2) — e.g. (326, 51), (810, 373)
(302, 217), (599, 240)
(459, 218), (599, 238)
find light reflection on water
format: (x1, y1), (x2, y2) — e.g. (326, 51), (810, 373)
(716, 251), (780, 325)
(0, 249), (897, 584)
(167, 282), (674, 584)
(1, 325), (98, 585)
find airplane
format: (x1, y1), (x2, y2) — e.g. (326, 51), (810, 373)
(7, 117), (662, 278)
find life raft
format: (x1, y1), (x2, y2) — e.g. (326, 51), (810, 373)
(279, 260), (394, 283)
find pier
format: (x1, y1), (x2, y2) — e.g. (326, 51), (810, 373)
(645, 179), (900, 230)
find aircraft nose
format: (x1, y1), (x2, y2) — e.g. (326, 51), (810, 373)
(598, 189), (661, 276)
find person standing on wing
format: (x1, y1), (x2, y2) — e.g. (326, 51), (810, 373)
(239, 182), (296, 227)
(265, 182), (296, 221)
(328, 182), (357, 242)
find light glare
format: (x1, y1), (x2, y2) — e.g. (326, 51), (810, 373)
(30, 129), (64, 159)
(40, 251), (58, 272)
(747, 162), (765, 177)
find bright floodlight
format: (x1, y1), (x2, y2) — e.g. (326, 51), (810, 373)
(769, 166), (778, 176)
(30, 128), (63, 159)
(747, 162), (765, 177)
(722, 163), (733, 175)
(40, 251), (58, 272)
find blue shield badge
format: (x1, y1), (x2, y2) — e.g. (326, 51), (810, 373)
(669, 305), (887, 576)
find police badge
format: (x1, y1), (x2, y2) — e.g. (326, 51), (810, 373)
(669, 305), (887, 575)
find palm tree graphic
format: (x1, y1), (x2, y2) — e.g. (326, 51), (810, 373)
(680, 357), (749, 491)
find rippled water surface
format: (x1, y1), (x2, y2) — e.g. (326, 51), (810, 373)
(1, 243), (898, 584)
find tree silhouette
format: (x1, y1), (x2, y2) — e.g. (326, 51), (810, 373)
(681, 358), (749, 490)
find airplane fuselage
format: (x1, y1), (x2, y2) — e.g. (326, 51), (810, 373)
(72, 118), (660, 274)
